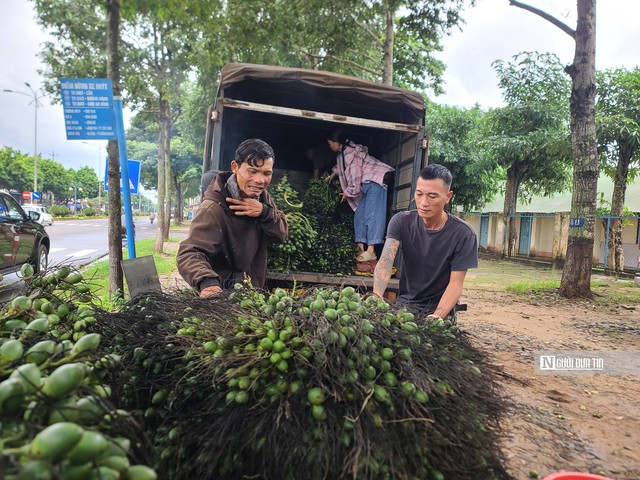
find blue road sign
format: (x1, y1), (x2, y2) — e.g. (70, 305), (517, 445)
(104, 158), (141, 195)
(60, 78), (116, 140)
(32, 192), (41, 200)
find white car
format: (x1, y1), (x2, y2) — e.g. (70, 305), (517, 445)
(22, 204), (54, 226)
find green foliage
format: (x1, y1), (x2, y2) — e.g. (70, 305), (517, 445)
(486, 52), (572, 208)
(0, 147), (32, 191)
(50, 205), (71, 217)
(595, 193), (634, 228)
(37, 157), (72, 199)
(83, 207), (97, 217)
(597, 67), (640, 178)
(70, 166), (99, 199)
(267, 177), (318, 272)
(299, 179), (356, 274)
(426, 102), (498, 211)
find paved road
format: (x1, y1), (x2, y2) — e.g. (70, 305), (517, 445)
(47, 217), (161, 267)
(0, 217), (187, 302)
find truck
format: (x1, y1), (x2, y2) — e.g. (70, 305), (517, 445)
(202, 63), (427, 295)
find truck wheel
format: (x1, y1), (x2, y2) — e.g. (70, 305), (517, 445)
(32, 244), (49, 274)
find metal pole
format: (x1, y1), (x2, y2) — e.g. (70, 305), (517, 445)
(33, 93), (38, 192)
(2, 83), (45, 193)
(98, 147), (102, 209)
(113, 96), (136, 259)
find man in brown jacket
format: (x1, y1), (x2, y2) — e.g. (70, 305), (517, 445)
(177, 139), (288, 298)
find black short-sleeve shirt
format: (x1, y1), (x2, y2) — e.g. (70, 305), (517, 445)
(386, 211), (478, 310)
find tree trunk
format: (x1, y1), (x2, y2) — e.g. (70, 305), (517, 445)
(174, 175), (183, 225)
(559, 0), (598, 298)
(381, 0), (396, 86)
(607, 139), (631, 271)
(163, 118), (172, 240)
(503, 159), (528, 258)
(154, 97), (169, 252)
(106, 0), (123, 296)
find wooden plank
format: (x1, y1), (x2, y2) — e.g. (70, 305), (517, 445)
(266, 270), (399, 292)
(220, 98), (423, 133)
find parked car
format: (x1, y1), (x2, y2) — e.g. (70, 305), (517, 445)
(22, 204), (54, 226)
(0, 191), (50, 277)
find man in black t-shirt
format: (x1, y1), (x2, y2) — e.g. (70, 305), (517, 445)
(373, 164), (478, 320)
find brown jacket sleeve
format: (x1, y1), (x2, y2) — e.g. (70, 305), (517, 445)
(177, 199), (225, 289)
(258, 191), (288, 243)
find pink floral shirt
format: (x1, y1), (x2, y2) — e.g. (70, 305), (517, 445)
(332, 141), (394, 211)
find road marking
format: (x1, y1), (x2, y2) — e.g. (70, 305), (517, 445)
(66, 249), (99, 258)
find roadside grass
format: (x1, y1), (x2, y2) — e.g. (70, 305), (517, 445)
(82, 237), (179, 310)
(465, 259), (640, 305)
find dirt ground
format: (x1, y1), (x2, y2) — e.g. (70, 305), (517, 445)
(458, 284), (640, 480)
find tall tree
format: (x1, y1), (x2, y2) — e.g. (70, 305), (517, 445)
(486, 52), (572, 257)
(107, 0), (124, 295)
(426, 102), (499, 212)
(214, 0), (474, 92)
(596, 67), (640, 271)
(37, 157), (72, 200)
(120, 1), (215, 249)
(71, 166), (100, 199)
(510, 0), (598, 298)
(34, 0), (125, 294)
(0, 148), (35, 192)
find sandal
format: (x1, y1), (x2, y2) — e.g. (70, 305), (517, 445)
(356, 251), (377, 262)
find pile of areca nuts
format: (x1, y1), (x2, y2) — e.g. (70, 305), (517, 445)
(0, 264), (156, 480)
(2, 266), (508, 480)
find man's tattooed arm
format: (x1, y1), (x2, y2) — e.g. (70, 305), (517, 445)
(373, 238), (400, 298)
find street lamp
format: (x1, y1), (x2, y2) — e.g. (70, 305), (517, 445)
(69, 184), (83, 215)
(82, 141), (105, 209)
(3, 82), (47, 192)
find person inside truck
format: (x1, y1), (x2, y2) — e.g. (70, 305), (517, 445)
(372, 164), (478, 321)
(326, 129), (394, 263)
(304, 143), (336, 179)
(177, 139), (288, 298)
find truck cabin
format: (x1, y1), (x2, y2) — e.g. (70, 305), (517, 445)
(203, 63), (427, 214)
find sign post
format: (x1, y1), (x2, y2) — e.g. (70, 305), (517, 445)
(60, 79), (116, 140)
(112, 97), (136, 259)
(104, 159), (141, 194)
(60, 78), (136, 259)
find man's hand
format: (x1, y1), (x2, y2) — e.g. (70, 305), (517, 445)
(340, 192), (347, 203)
(200, 285), (222, 298)
(326, 172), (336, 183)
(226, 197), (264, 217)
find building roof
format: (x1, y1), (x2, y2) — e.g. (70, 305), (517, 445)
(480, 174), (640, 213)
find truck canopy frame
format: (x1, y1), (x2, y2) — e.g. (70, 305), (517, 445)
(203, 63), (426, 175)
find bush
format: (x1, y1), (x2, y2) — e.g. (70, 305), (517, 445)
(83, 207), (97, 216)
(49, 205), (71, 217)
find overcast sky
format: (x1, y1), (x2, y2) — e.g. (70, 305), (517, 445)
(1, 0), (639, 185)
